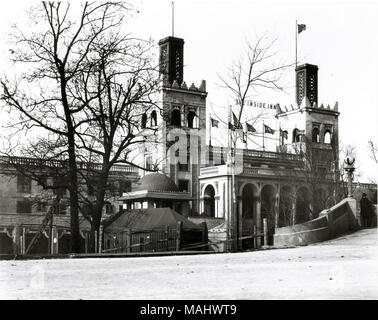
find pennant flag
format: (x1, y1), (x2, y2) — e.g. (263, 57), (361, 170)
(264, 124), (275, 135)
(280, 129), (288, 140)
(246, 123), (256, 133)
(298, 23), (306, 34)
(210, 117), (219, 128)
(232, 112), (242, 129)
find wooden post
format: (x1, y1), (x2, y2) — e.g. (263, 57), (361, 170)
(21, 227), (26, 255)
(53, 226), (58, 254)
(127, 228), (132, 253)
(94, 231), (98, 253)
(12, 226), (20, 255)
(176, 221), (182, 251)
(263, 218), (268, 246)
(165, 226), (169, 251)
(98, 225), (103, 253)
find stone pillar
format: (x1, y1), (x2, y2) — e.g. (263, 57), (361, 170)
(215, 195), (220, 218)
(256, 198), (262, 248)
(238, 197), (243, 250)
(21, 227), (26, 255)
(275, 186), (280, 229)
(292, 189), (297, 225)
(12, 226), (21, 255)
(200, 196), (204, 215)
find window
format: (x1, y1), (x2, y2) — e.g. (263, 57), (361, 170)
(17, 200), (31, 214)
(312, 127), (320, 143)
(53, 176), (67, 197)
(17, 175), (31, 193)
(187, 110), (197, 128)
(178, 180), (190, 192)
(145, 156), (153, 170)
(171, 109), (181, 127)
(150, 110), (157, 127)
(324, 130), (332, 144)
(141, 113), (147, 129)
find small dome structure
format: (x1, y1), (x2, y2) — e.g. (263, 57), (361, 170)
(134, 173), (179, 192)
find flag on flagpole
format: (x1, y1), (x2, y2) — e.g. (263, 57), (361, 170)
(264, 124), (275, 135)
(298, 23), (306, 34)
(210, 117), (219, 128)
(232, 112), (242, 129)
(246, 122), (256, 133)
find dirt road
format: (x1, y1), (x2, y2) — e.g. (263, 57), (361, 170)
(1, 228), (377, 299)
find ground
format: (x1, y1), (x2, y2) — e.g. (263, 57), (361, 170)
(0, 228), (377, 300)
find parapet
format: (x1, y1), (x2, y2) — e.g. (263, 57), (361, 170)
(162, 77), (207, 93)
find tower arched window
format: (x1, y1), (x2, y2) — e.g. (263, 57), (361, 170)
(141, 113), (147, 129)
(171, 109), (181, 127)
(187, 111), (197, 128)
(312, 127), (320, 143)
(150, 110), (157, 127)
(293, 129), (299, 143)
(324, 130), (332, 144)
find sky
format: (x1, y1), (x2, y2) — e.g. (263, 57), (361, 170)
(0, 0), (377, 182)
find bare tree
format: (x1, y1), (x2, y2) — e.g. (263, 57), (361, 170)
(217, 35), (294, 250)
(0, 2), (159, 253)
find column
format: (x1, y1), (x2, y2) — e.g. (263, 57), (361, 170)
(255, 184), (262, 248)
(200, 196), (204, 215)
(292, 189), (297, 225)
(12, 226), (20, 255)
(274, 186), (280, 229)
(21, 227), (26, 255)
(238, 197), (243, 250)
(214, 195), (220, 218)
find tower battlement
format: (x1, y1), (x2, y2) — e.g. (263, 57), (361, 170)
(162, 78), (207, 94)
(277, 98), (339, 115)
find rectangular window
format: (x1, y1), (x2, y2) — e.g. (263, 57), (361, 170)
(145, 156), (153, 171)
(17, 200), (32, 214)
(53, 176), (67, 197)
(17, 175), (31, 193)
(178, 179), (190, 192)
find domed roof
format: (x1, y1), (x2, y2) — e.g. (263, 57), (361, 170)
(134, 173), (179, 192)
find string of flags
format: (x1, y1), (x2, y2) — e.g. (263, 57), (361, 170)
(210, 112), (275, 136)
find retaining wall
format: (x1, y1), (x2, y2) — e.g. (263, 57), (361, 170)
(274, 198), (359, 247)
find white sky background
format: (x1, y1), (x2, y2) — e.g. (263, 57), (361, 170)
(0, 0), (377, 182)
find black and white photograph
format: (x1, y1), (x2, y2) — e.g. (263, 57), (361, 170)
(0, 0), (377, 302)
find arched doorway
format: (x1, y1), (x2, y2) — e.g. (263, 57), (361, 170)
(241, 183), (259, 249)
(203, 185), (215, 217)
(279, 186), (294, 227)
(296, 186), (311, 224)
(261, 184), (276, 245)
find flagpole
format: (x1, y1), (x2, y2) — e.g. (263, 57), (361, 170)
(209, 113), (212, 147)
(172, 2), (174, 37)
(262, 121), (265, 151)
(227, 105), (233, 251)
(295, 20), (297, 68)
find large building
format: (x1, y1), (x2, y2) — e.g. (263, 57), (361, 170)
(123, 33), (356, 250)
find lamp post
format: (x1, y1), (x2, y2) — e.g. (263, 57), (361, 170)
(343, 156), (355, 198)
